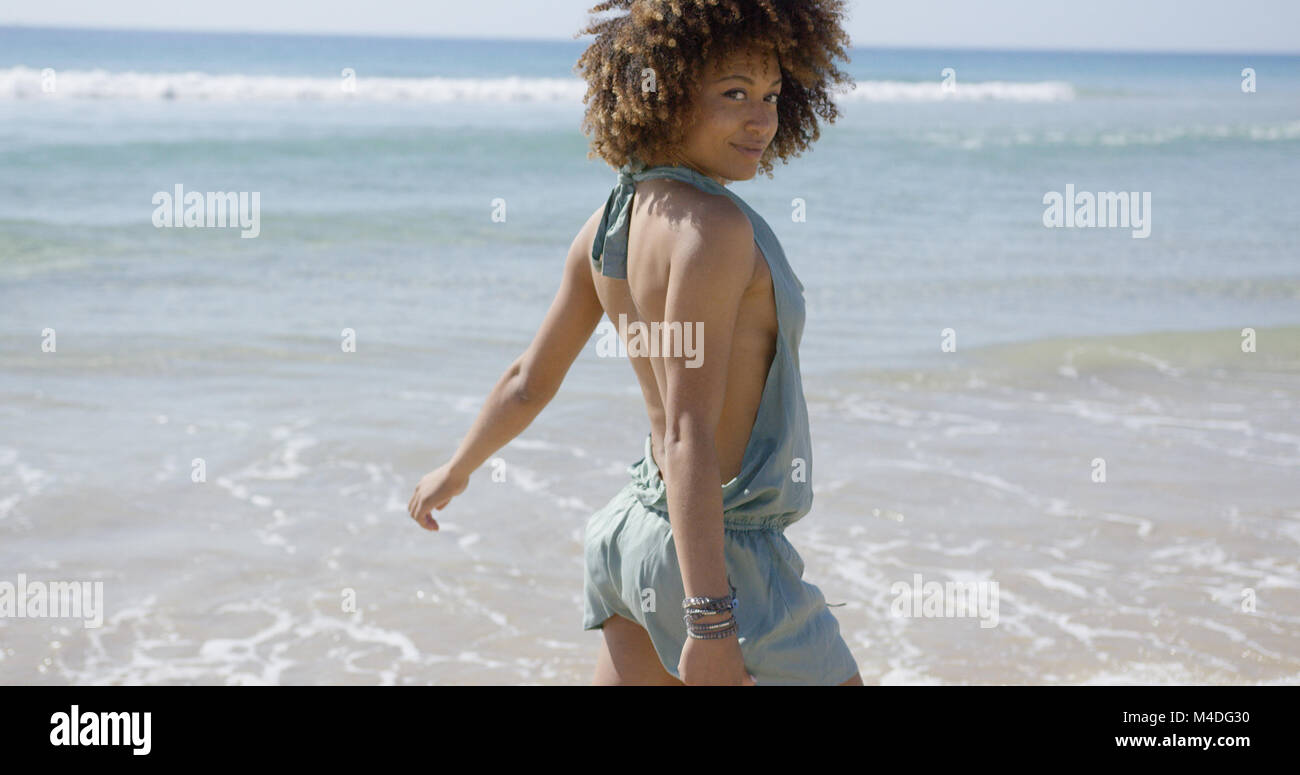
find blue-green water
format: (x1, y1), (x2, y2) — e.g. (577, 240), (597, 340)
(3, 28), (1298, 368)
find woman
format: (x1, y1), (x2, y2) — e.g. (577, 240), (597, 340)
(408, 0), (859, 685)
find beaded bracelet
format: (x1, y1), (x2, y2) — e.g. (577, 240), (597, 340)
(686, 616), (738, 639)
(685, 610), (732, 623)
(684, 597), (739, 614)
(684, 613), (737, 630)
(682, 576), (738, 638)
(682, 580), (738, 615)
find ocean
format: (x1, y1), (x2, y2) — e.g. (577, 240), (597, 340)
(1, 25), (1297, 684)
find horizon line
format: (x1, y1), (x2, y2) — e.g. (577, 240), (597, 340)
(2, 22), (1298, 57)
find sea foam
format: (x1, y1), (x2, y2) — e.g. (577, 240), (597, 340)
(0, 66), (1075, 103)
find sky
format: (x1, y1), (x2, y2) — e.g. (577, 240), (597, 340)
(2, 0), (1298, 53)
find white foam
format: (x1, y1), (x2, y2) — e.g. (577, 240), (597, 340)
(0, 66), (1077, 104)
(0, 447), (55, 523)
(1076, 662), (1203, 684)
(0, 66), (587, 102)
(834, 79), (1075, 102)
(1097, 511), (1154, 538)
(56, 594), (448, 685)
(507, 438), (591, 458)
(922, 120), (1300, 149)
(1022, 569), (1090, 599)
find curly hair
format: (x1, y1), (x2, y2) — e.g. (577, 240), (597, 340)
(572, 0), (854, 178)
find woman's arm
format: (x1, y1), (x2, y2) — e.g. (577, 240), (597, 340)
(408, 212), (605, 528)
(658, 201), (755, 603)
(446, 225), (606, 477)
(660, 199), (756, 686)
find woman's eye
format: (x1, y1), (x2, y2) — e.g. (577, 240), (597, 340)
(725, 89), (779, 104)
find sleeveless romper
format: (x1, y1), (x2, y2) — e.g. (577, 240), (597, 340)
(581, 159), (859, 685)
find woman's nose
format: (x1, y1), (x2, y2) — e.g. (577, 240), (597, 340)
(747, 109), (776, 135)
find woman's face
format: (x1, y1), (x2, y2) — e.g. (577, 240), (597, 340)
(659, 46), (782, 185)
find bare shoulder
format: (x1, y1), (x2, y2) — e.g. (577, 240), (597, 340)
(569, 203), (608, 262)
(655, 181), (755, 277)
(573, 179), (754, 279)
(670, 187), (754, 278)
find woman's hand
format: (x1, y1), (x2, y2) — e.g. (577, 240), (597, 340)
(407, 463), (468, 531)
(678, 630), (757, 686)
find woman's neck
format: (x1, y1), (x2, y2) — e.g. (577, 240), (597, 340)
(639, 152), (729, 187)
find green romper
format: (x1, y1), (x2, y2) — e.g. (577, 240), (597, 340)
(582, 159), (860, 686)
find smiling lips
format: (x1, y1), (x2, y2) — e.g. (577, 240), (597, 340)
(731, 143), (765, 159)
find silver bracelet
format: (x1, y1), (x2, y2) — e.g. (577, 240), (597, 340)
(684, 600), (738, 617)
(686, 617), (738, 639)
(682, 579), (738, 615)
(684, 613), (737, 631)
(684, 608), (737, 623)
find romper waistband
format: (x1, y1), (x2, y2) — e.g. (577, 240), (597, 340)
(627, 433), (795, 532)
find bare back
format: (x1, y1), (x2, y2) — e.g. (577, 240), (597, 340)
(580, 178), (779, 486)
